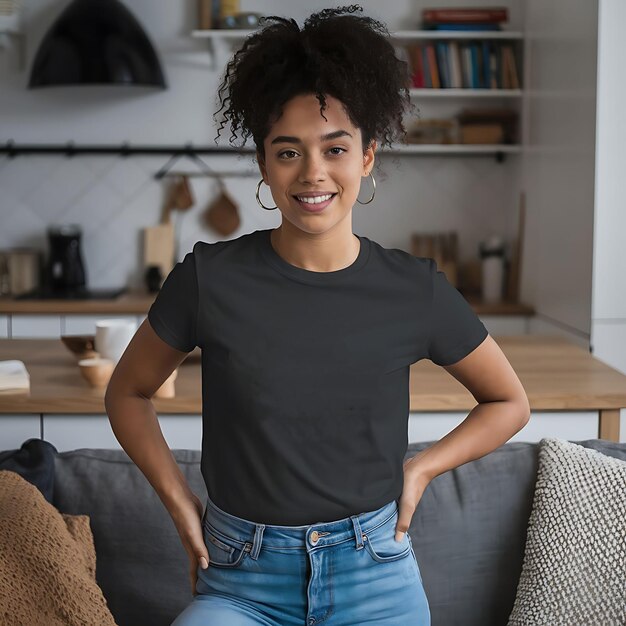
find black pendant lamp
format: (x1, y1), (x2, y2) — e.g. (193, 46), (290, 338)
(28, 0), (166, 88)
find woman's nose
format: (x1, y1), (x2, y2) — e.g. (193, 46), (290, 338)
(298, 156), (326, 183)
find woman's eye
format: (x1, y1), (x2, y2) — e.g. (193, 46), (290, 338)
(278, 147), (346, 160)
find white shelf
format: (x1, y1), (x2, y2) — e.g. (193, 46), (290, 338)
(409, 88), (522, 97)
(191, 29), (253, 39)
(191, 29), (524, 41)
(391, 30), (523, 40)
(384, 144), (521, 154)
(199, 143), (521, 156)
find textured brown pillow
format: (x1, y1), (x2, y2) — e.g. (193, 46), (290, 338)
(0, 469), (117, 626)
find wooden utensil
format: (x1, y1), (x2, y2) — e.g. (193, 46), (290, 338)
(143, 224), (175, 281)
(142, 175), (193, 283)
(203, 178), (240, 236)
(169, 175), (194, 211)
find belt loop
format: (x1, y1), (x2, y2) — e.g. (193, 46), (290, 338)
(250, 524), (265, 559)
(350, 515), (365, 550)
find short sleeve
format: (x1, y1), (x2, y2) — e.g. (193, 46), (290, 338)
(147, 245), (198, 352)
(427, 259), (488, 366)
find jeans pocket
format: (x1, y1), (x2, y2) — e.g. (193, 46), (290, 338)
(203, 521), (250, 569)
(362, 513), (412, 564)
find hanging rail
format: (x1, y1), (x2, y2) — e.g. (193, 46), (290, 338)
(0, 140), (255, 157)
(0, 140), (512, 163)
(0, 140), (261, 179)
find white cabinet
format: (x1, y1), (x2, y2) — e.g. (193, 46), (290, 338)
(6, 313), (147, 338)
(42, 414), (202, 452)
(11, 315), (62, 338)
(63, 314), (138, 335)
(408, 410), (599, 444)
(0, 415), (41, 450)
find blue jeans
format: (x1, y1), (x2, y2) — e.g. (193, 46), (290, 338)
(171, 492), (431, 625)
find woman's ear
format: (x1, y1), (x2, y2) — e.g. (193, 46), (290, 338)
(363, 139), (377, 173)
(256, 151), (268, 182)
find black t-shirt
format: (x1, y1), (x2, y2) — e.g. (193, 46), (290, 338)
(147, 228), (488, 525)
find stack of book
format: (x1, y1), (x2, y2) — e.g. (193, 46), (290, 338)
(422, 6), (509, 31)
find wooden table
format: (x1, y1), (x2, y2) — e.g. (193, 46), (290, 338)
(1, 336), (625, 442)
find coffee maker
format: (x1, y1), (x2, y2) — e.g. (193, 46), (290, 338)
(14, 223), (127, 300)
(46, 224), (87, 293)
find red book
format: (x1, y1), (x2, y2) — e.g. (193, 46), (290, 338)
(422, 8), (508, 24)
(409, 44), (424, 87)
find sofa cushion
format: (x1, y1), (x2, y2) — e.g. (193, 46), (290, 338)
(0, 469), (117, 626)
(404, 438), (626, 626)
(0, 438), (57, 502)
(506, 437), (626, 625)
(52, 448), (207, 626)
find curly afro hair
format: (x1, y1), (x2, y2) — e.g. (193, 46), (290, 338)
(212, 5), (418, 177)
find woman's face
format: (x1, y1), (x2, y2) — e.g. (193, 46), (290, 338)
(258, 93), (376, 235)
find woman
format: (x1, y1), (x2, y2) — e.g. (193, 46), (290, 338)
(105, 5), (531, 625)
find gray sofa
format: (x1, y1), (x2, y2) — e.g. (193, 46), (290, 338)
(46, 438), (626, 626)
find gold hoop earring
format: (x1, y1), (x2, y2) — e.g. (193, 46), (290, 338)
(356, 172), (376, 205)
(256, 179), (277, 210)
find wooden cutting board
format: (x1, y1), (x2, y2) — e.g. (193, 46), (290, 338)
(143, 223), (175, 282)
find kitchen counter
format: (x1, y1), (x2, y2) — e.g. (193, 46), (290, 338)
(0, 336), (624, 441)
(0, 292), (535, 316)
(0, 291), (156, 314)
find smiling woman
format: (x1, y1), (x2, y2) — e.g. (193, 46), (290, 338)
(112, 4), (527, 626)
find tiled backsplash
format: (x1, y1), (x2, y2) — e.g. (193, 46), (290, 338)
(0, 151), (517, 292)
(0, 153), (266, 291)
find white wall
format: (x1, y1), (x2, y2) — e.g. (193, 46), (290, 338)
(521, 0), (598, 344)
(0, 0), (525, 292)
(591, 0), (626, 441)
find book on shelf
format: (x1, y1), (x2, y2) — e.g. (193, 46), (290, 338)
(426, 44), (440, 88)
(422, 7), (509, 24)
(449, 41), (462, 88)
(423, 23), (503, 31)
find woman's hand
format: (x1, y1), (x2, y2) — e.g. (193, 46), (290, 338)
(394, 451), (433, 542)
(169, 492), (210, 596)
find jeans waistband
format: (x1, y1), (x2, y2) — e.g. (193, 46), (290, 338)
(202, 493), (399, 552)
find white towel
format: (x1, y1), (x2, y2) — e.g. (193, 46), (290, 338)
(0, 360), (30, 392)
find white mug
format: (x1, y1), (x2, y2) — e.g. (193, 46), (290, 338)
(95, 319), (138, 363)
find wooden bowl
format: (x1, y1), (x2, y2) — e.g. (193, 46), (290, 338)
(78, 357), (114, 388)
(61, 334), (99, 360)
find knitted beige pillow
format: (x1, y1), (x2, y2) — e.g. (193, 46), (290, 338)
(507, 438), (626, 626)
(0, 469), (117, 626)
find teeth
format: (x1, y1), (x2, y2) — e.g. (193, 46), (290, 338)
(297, 194), (333, 204)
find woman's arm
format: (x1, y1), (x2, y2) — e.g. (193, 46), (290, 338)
(104, 318), (210, 593)
(104, 318), (196, 515)
(407, 334), (531, 482)
(395, 334), (530, 541)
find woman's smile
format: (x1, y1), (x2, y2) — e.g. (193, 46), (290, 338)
(292, 192), (338, 212)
